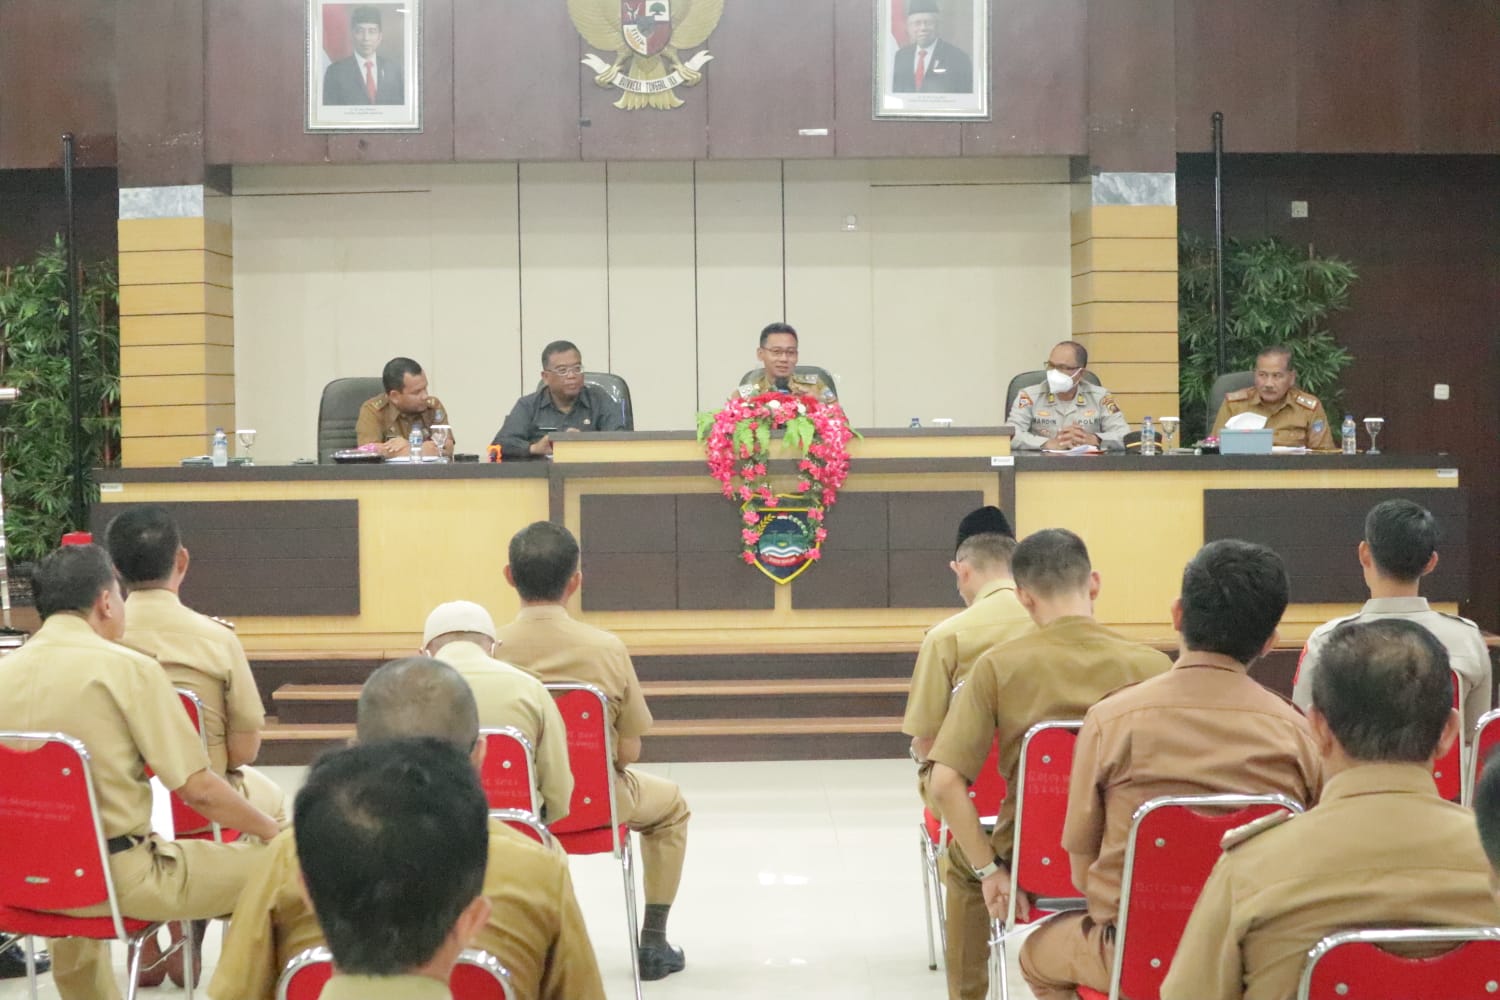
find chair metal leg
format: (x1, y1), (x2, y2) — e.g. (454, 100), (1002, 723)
(991, 918), (1008, 1000)
(183, 920), (196, 999)
(23, 935), (38, 1000)
(126, 935), (148, 1000)
(918, 827), (938, 970)
(933, 851), (948, 963)
(620, 833), (643, 1000)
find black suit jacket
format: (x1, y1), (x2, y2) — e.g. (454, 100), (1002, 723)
(322, 55), (406, 106)
(890, 39), (974, 94)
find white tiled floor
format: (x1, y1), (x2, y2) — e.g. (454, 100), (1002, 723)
(2, 759), (1036, 1000)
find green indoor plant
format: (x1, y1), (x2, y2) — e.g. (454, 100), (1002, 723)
(1179, 234), (1357, 443)
(0, 236), (120, 565)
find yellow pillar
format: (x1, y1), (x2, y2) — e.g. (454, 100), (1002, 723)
(117, 190), (234, 467)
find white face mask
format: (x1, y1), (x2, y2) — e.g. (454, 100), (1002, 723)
(1046, 368), (1077, 394)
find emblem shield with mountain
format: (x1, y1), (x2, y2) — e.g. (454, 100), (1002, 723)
(743, 498), (821, 583)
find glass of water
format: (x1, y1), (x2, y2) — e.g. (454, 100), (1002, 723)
(1363, 417), (1385, 456)
(235, 429), (257, 466)
(1157, 416), (1180, 453)
(430, 424), (451, 462)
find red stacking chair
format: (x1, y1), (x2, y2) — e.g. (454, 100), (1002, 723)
(277, 945), (516, 1000)
(545, 682), (643, 1000)
(0, 732), (193, 1000)
(1463, 708), (1500, 807)
(1432, 671), (1463, 802)
(489, 808), (552, 847)
(171, 689), (239, 844)
(918, 732), (1005, 970)
(1296, 927), (1500, 1000)
(277, 946), (334, 1000)
(479, 727), (551, 842)
(1078, 792), (1304, 1000)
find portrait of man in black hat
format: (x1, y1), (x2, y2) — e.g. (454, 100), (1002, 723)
(891, 0), (974, 94)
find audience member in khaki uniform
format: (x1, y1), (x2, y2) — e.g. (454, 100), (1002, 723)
(212, 657), (605, 1000)
(1163, 619), (1500, 1000)
(295, 737), (492, 1000)
(927, 529), (1172, 1000)
(421, 600), (574, 822)
(1473, 754), (1500, 899)
(495, 521), (691, 981)
(355, 356), (454, 458)
(1296, 499), (1493, 740)
(1019, 540), (1323, 1000)
(0, 545), (277, 1000)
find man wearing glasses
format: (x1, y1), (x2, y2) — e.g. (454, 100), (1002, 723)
(1210, 344), (1333, 449)
(1008, 341), (1128, 451)
(492, 340), (625, 458)
(736, 322), (837, 402)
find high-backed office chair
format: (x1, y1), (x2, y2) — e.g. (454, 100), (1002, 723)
(1003, 370), (1101, 420)
(317, 377), (383, 463)
(533, 372), (634, 430)
(736, 366), (839, 399)
(1206, 371), (1255, 429)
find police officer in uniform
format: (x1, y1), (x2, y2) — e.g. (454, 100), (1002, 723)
(355, 356), (455, 458)
(1008, 341), (1128, 451)
(736, 322), (837, 402)
(1163, 620), (1499, 1000)
(1211, 344), (1333, 448)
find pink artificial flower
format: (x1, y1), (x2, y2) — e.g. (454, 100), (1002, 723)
(742, 551), (757, 564)
(742, 528), (759, 542)
(739, 486), (753, 501)
(743, 510), (759, 525)
(766, 496), (780, 507)
(808, 509), (824, 521)
(797, 481), (812, 492)
(806, 549), (822, 560)
(815, 528), (828, 542)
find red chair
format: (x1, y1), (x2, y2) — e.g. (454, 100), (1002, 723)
(1463, 708), (1500, 807)
(0, 731), (191, 1000)
(1296, 927), (1500, 1000)
(1433, 672), (1463, 802)
(489, 808), (552, 847)
(170, 689), (239, 844)
(480, 726), (539, 814)
(277, 945), (516, 1000)
(1081, 793), (1304, 1000)
(545, 682), (642, 1000)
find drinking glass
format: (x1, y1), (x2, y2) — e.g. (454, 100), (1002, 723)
(1157, 416), (1180, 453)
(1363, 417), (1385, 456)
(235, 429), (256, 466)
(430, 424), (451, 462)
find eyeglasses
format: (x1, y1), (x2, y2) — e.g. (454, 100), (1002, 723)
(546, 364), (584, 377)
(763, 348), (799, 359)
(1044, 361), (1082, 374)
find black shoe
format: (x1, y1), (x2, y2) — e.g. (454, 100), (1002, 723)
(0, 942), (50, 979)
(637, 941), (685, 981)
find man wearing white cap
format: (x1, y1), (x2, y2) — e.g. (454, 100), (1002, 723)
(423, 600), (573, 823)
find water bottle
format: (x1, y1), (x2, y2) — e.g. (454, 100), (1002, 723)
(909, 417), (922, 429)
(408, 426), (424, 461)
(1341, 414), (1357, 455)
(211, 428), (228, 467)
(1140, 416), (1157, 456)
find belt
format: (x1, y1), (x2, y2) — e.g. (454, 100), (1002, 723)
(106, 835), (143, 855)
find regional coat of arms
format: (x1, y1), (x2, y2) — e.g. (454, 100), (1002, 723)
(567, 0), (726, 110)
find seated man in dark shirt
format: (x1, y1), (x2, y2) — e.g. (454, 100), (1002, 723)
(492, 340), (625, 458)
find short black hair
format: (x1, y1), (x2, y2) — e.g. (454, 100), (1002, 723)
(1057, 340), (1088, 368)
(104, 505), (180, 586)
(295, 738), (488, 976)
(357, 657), (479, 750)
(956, 533), (1018, 574)
(760, 322), (798, 347)
(1312, 619), (1452, 763)
(381, 357), (422, 394)
(1010, 529), (1091, 597)
(1474, 755), (1500, 873)
(350, 5), (382, 28)
(33, 544), (117, 620)
(541, 340), (580, 369)
(1256, 344), (1293, 369)
(1364, 499), (1439, 582)
(1179, 540), (1288, 663)
(508, 521), (580, 602)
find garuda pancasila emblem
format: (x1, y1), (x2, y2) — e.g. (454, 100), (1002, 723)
(567, 0), (726, 110)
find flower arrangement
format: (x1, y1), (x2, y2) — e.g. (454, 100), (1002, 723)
(696, 392), (856, 566)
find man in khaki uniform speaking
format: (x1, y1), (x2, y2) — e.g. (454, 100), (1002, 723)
(421, 599), (574, 822)
(927, 529), (1171, 1000)
(0, 545), (277, 1000)
(1210, 344), (1333, 449)
(736, 321), (837, 402)
(1295, 498), (1492, 741)
(355, 356), (454, 459)
(1019, 540), (1323, 1000)
(212, 657), (605, 1000)
(496, 521), (691, 982)
(1007, 341), (1129, 451)
(1163, 619), (1500, 1000)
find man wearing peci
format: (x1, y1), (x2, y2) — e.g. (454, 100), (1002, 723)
(1008, 341), (1129, 451)
(356, 357), (454, 458)
(1211, 344), (1333, 449)
(323, 5), (405, 106)
(736, 322), (837, 402)
(891, 0), (974, 94)
(493, 341), (625, 459)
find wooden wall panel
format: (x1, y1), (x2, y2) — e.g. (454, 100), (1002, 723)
(1295, 0), (1422, 153)
(831, 0), (959, 158)
(206, 0), (328, 164)
(580, 78), (708, 162)
(1414, 3), (1500, 154)
(1086, 0), (1176, 171)
(116, 0), (204, 186)
(454, 1), (580, 161)
(706, 0), (836, 159)
(1173, 0), (1298, 154)
(0, 0), (116, 169)
(962, 0), (1087, 156)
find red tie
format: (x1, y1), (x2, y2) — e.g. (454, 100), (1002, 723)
(915, 49), (927, 90)
(364, 60), (376, 102)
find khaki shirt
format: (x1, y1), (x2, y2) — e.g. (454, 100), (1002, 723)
(211, 820), (605, 1000)
(902, 578), (1035, 739)
(1007, 381), (1129, 451)
(494, 606), (653, 750)
(121, 588), (264, 776)
(1065, 651), (1322, 924)
(354, 394), (452, 447)
(322, 976), (450, 1000)
(736, 370), (838, 403)
(1161, 763), (1500, 1000)
(0, 614), (209, 838)
(1295, 597), (1493, 739)
(1211, 387), (1332, 449)
(928, 617), (1172, 860)
(437, 640), (575, 822)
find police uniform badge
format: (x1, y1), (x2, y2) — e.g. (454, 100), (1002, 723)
(1101, 394), (1121, 415)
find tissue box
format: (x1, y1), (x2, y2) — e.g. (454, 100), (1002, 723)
(1219, 429), (1273, 455)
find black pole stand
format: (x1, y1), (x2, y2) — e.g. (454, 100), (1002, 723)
(62, 133), (87, 533)
(1211, 111), (1228, 375)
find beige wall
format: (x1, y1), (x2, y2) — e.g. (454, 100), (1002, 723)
(232, 158), (1074, 464)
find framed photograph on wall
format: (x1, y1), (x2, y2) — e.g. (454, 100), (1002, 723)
(874, 0), (990, 120)
(306, 0), (421, 131)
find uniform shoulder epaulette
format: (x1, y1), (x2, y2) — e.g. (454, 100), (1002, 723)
(208, 615), (236, 631)
(1225, 387), (1255, 402)
(1220, 809), (1296, 851)
(1294, 393), (1319, 410)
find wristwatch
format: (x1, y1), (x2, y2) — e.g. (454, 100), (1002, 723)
(972, 854), (1004, 880)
